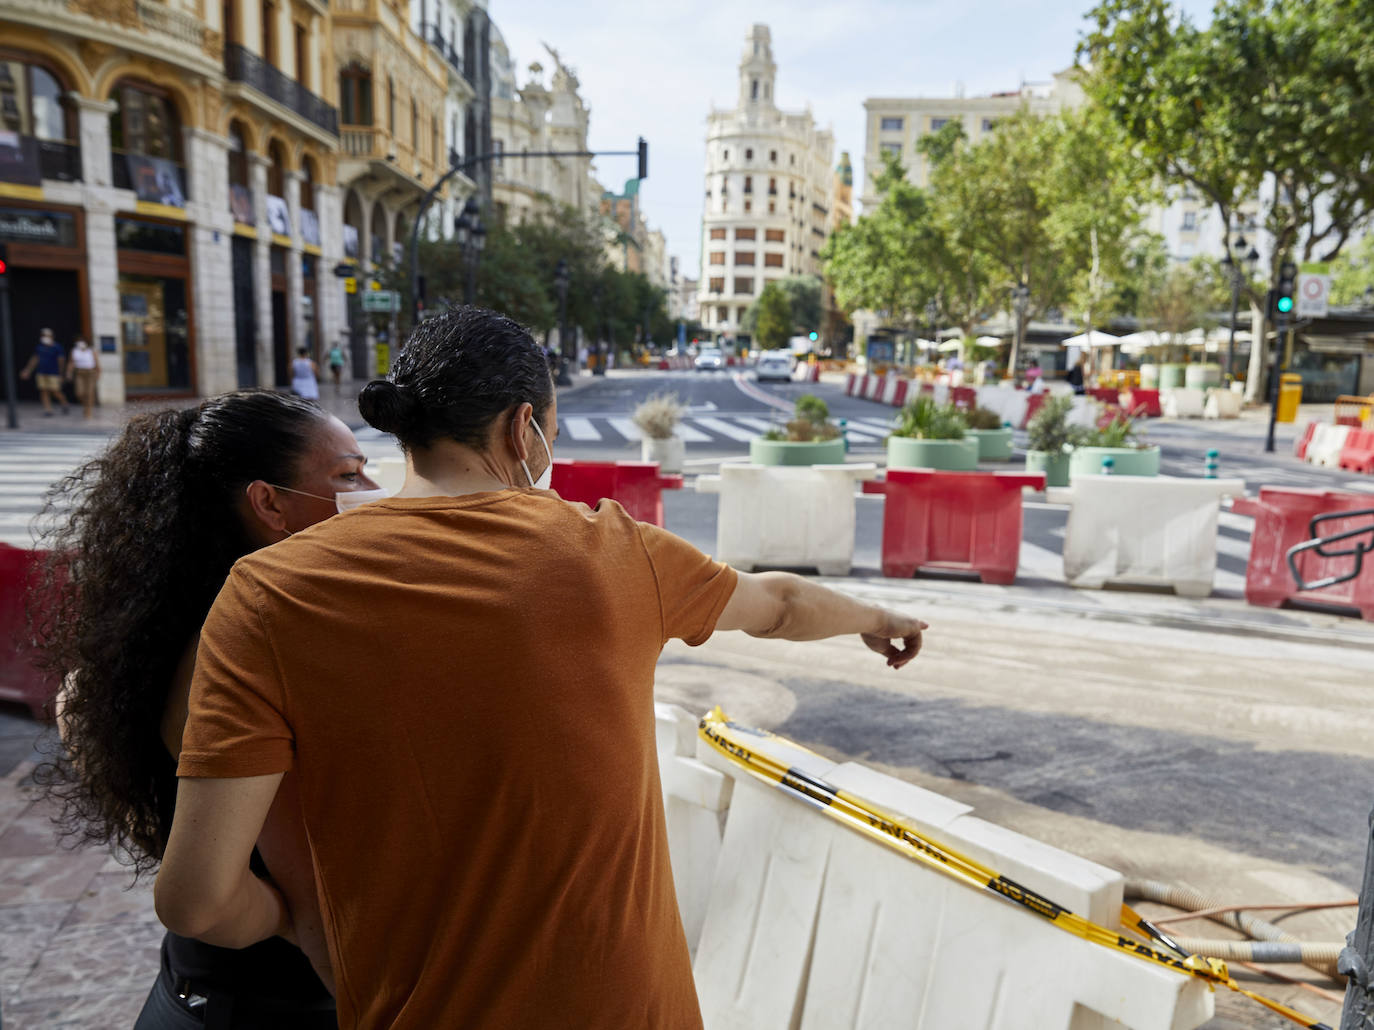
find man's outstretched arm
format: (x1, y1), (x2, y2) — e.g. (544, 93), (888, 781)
(715, 571), (926, 669)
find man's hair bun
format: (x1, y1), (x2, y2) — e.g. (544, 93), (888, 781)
(358, 380), (421, 437)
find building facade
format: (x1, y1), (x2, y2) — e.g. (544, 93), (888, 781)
(697, 24), (834, 346)
(0, 0), (496, 404)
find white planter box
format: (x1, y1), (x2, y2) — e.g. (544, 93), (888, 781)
(696, 463), (876, 576)
(1162, 387), (1206, 418)
(1203, 388), (1242, 419)
(641, 435), (685, 473)
(975, 386), (1028, 428)
(1307, 423), (1352, 467)
(1048, 475), (1246, 597)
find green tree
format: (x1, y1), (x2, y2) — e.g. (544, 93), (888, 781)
(1330, 234), (1374, 306)
(1080, 0), (1374, 399)
(753, 283), (793, 350)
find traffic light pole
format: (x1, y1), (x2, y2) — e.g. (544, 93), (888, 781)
(0, 258), (17, 430)
(1264, 311), (1287, 453)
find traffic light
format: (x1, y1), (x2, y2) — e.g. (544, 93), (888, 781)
(0, 244), (7, 278)
(637, 137), (648, 181)
(808, 331), (818, 342)
(1276, 261), (1297, 316)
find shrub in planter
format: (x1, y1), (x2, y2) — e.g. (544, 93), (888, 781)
(964, 405), (1014, 461)
(1069, 410), (1161, 477)
(887, 396), (977, 471)
(633, 392), (687, 472)
(1025, 395), (1077, 487)
(750, 393), (846, 465)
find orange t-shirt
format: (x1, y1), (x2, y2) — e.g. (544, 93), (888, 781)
(178, 490), (738, 1030)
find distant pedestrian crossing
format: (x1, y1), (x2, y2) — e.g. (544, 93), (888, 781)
(0, 434), (109, 547)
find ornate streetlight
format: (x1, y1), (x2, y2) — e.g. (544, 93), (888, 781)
(453, 196), (486, 305)
(1220, 234), (1260, 380)
(553, 258), (572, 386)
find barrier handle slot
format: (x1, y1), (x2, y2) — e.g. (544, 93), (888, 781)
(1286, 509), (1374, 591)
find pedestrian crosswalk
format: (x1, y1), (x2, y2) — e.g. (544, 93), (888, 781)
(0, 434), (110, 547)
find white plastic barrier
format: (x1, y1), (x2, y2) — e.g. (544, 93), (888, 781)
(696, 463), (877, 576)
(931, 382), (949, 407)
(1307, 423), (1352, 467)
(1066, 396), (1100, 429)
(679, 714), (1213, 1030)
(879, 374), (903, 406)
(1162, 388), (1206, 419)
(1049, 475), (1245, 597)
(1203, 388), (1241, 419)
(976, 386), (1026, 427)
(1046, 380), (1075, 397)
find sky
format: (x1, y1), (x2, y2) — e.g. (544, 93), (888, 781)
(493, 0), (1215, 280)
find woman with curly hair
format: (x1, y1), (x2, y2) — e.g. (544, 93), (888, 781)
(33, 389), (381, 1028)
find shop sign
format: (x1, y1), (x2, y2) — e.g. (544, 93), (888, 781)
(0, 207), (77, 247)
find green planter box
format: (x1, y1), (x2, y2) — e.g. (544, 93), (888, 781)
(1069, 445), (1161, 478)
(1026, 450), (1071, 488)
(1139, 363), (1160, 389)
(967, 427), (1014, 461)
(1185, 363), (1221, 390)
(886, 436), (978, 471)
(749, 437), (847, 466)
(1158, 364), (1186, 390)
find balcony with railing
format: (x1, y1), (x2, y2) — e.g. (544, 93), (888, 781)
(0, 135), (82, 185)
(224, 44), (338, 137)
(111, 151), (189, 204)
(421, 24), (466, 81)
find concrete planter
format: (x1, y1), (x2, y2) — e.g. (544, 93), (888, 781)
(886, 436), (978, 471)
(1026, 450), (1071, 488)
(967, 427), (1014, 461)
(696, 462), (877, 575)
(1139, 363), (1160, 389)
(1203, 388), (1242, 419)
(1158, 364), (1186, 390)
(1161, 388), (1205, 419)
(641, 435), (685, 473)
(1069, 445), (1161, 478)
(1185, 363), (1222, 390)
(749, 436), (847, 467)
(1048, 474), (1245, 596)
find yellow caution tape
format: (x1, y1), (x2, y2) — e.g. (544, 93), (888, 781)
(698, 709), (1333, 1030)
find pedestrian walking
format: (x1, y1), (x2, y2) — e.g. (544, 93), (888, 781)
(1067, 354), (1088, 396)
(154, 306), (927, 1030)
(66, 336), (99, 419)
(34, 390), (383, 1028)
(290, 346), (320, 400)
(19, 327), (68, 415)
(327, 341), (346, 395)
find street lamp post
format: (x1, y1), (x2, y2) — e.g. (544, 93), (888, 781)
(1010, 283), (1031, 380)
(553, 259), (572, 386)
(592, 283), (605, 377)
(924, 299), (938, 364)
(1221, 234), (1260, 381)
(453, 196), (485, 305)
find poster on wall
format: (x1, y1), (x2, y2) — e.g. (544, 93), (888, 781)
(300, 209), (321, 247)
(265, 195), (291, 237)
(229, 185), (254, 225)
(0, 132), (40, 187)
(342, 224), (359, 258)
(125, 155), (186, 207)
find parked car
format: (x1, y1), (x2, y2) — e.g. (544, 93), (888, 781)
(754, 352), (794, 382)
(694, 347), (724, 371)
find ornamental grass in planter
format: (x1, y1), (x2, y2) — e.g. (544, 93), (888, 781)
(1025, 395), (1076, 487)
(887, 396), (977, 471)
(964, 406), (1014, 461)
(632, 392), (687, 472)
(750, 393), (846, 465)
(1069, 410), (1161, 478)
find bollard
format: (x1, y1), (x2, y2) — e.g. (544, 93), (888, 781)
(1340, 805), (1374, 1029)
(1101, 455), (1115, 475)
(838, 418), (850, 454)
(1205, 448), (1219, 479)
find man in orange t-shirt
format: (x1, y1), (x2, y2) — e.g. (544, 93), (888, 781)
(155, 307), (926, 1029)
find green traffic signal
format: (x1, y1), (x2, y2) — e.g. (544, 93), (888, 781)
(1276, 296), (1294, 313)
(808, 331), (818, 341)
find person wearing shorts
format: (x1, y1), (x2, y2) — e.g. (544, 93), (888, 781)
(20, 328), (68, 415)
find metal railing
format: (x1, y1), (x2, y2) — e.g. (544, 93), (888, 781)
(111, 151), (188, 200)
(135, 0), (207, 49)
(224, 44), (339, 136)
(38, 140), (81, 182)
(341, 128), (379, 158)
(421, 24), (464, 75)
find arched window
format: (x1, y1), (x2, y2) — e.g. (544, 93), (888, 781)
(342, 189), (363, 259)
(109, 80), (185, 202)
(0, 58), (79, 182)
(227, 120), (252, 223)
(339, 63), (372, 125)
(266, 139), (286, 197)
(299, 155), (319, 246)
(370, 203), (387, 265)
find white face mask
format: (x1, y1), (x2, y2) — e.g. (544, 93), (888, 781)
(521, 418), (553, 490)
(270, 483), (390, 514)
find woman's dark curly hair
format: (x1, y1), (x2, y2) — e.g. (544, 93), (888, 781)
(31, 390), (329, 877)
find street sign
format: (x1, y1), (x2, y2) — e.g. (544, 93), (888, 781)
(375, 343), (390, 376)
(344, 277), (357, 295)
(333, 262), (357, 279)
(361, 289), (399, 313)
(1297, 267), (1331, 318)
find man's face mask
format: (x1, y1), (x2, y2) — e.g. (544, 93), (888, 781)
(522, 417), (553, 490)
(271, 484), (390, 513)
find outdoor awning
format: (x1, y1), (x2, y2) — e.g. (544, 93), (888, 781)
(974, 335), (1004, 347)
(1060, 330), (1121, 348)
(938, 340), (963, 352)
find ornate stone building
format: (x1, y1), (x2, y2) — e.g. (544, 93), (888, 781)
(697, 24), (834, 347)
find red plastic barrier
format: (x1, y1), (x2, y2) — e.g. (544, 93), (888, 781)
(550, 460), (683, 527)
(890, 379), (910, 408)
(1021, 392), (1047, 428)
(919, 382), (935, 397)
(863, 374), (883, 400)
(1120, 388), (1162, 417)
(1087, 387), (1120, 405)
(0, 545), (59, 719)
(1294, 421), (1318, 460)
(1230, 487), (1374, 621)
(1339, 429), (1374, 474)
(862, 468), (1046, 585)
(657, 359), (670, 371)
(804, 364), (821, 383)
(845, 373), (857, 396)
(950, 386), (977, 411)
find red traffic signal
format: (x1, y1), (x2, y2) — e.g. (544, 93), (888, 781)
(0, 243), (7, 275)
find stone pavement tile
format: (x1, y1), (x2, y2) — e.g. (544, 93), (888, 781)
(62, 868), (156, 929)
(0, 801), (62, 859)
(0, 851), (107, 906)
(2, 987), (148, 1029)
(12, 918), (161, 1004)
(0, 901), (70, 1003)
